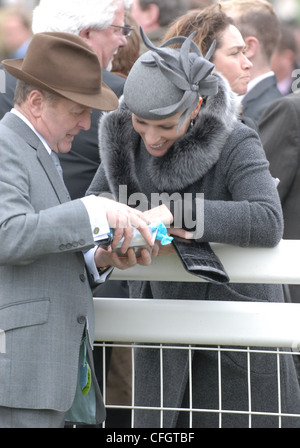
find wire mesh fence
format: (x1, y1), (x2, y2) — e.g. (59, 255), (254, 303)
(95, 341), (300, 429)
(93, 241), (300, 429)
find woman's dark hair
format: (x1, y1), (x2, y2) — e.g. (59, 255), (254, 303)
(163, 4), (234, 60)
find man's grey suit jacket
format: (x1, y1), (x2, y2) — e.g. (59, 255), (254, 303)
(0, 113), (100, 413)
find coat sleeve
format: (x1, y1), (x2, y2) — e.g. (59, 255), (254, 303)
(197, 124), (284, 247)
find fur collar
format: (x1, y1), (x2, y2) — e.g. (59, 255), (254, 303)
(99, 73), (238, 195)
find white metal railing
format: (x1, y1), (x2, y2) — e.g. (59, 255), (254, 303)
(93, 240), (300, 428)
(94, 298), (300, 348)
(109, 239), (300, 285)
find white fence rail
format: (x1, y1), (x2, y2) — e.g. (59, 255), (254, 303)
(94, 298), (300, 348)
(109, 239), (300, 285)
(93, 240), (300, 428)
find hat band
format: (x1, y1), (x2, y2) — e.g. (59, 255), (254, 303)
(22, 66), (101, 95)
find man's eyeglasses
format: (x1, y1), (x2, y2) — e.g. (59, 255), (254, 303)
(110, 24), (134, 37)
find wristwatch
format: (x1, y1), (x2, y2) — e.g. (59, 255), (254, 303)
(96, 235), (112, 250)
(97, 265), (111, 275)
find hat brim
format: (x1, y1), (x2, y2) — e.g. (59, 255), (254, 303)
(3, 58), (119, 111)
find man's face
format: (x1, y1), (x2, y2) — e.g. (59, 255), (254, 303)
(38, 95), (92, 154)
(131, 0), (154, 34)
(3, 14), (31, 53)
(80, 4), (128, 69)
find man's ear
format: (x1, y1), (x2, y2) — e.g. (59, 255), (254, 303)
(79, 28), (90, 43)
(28, 90), (45, 117)
(142, 3), (160, 29)
(244, 36), (259, 60)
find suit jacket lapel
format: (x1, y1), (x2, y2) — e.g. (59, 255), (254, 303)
(242, 75), (277, 104)
(37, 145), (71, 202)
(2, 112), (70, 203)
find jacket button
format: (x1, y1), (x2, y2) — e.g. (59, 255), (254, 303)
(79, 274), (86, 282)
(77, 316), (86, 325)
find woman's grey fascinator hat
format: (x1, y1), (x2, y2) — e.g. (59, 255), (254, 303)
(124, 28), (218, 129)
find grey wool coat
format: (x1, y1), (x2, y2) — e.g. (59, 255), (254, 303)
(0, 113), (104, 420)
(87, 73), (300, 428)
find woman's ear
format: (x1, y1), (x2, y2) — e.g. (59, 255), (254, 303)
(191, 97), (203, 119)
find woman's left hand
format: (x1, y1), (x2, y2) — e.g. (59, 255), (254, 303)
(154, 228), (195, 256)
(168, 227), (194, 240)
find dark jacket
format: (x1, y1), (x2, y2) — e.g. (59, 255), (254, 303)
(259, 92), (300, 303)
(242, 74), (282, 123)
(0, 67), (17, 120)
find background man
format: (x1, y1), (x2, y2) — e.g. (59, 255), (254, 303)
(221, 0), (282, 123)
(131, 0), (188, 52)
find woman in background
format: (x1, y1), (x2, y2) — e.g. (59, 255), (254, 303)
(163, 3), (252, 97)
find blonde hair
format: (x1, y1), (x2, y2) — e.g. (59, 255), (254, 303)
(220, 0), (280, 62)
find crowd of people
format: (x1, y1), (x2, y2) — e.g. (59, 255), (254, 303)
(0, 0), (300, 429)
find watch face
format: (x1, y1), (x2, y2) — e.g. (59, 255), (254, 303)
(96, 235), (112, 250)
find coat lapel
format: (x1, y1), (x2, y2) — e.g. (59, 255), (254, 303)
(242, 75), (277, 103)
(2, 112), (70, 203)
(36, 145), (71, 203)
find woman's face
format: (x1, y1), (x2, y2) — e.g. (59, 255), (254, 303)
(213, 24), (252, 96)
(132, 110), (193, 158)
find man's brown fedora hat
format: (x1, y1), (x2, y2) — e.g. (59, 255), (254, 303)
(2, 32), (118, 111)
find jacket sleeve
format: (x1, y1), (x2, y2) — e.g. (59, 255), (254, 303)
(197, 124), (283, 247)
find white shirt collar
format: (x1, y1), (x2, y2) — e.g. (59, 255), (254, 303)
(11, 108), (52, 155)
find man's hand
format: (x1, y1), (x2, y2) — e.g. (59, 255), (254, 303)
(95, 245), (154, 271)
(98, 197), (153, 254)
